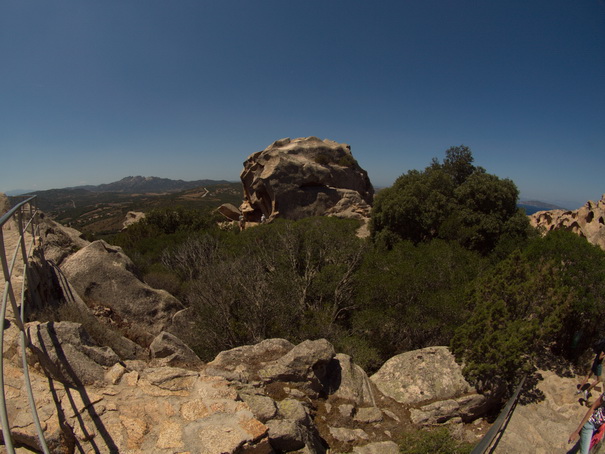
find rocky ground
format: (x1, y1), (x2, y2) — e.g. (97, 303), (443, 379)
(495, 370), (605, 454)
(0, 214), (496, 453)
(4, 192), (605, 453)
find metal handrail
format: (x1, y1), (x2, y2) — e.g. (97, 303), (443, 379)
(470, 375), (527, 454)
(0, 196), (49, 453)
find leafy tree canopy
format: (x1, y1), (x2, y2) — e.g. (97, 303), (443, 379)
(371, 145), (529, 255)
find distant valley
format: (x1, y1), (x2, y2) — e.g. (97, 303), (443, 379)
(10, 176), (241, 237)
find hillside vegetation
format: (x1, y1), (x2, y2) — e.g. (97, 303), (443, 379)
(22, 180), (241, 236)
(103, 147), (605, 402)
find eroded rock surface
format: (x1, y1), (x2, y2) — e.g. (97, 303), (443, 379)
(371, 346), (489, 424)
(59, 240), (184, 341)
(529, 194), (605, 250)
(38, 216), (90, 266)
(3, 303), (501, 454)
(236, 137), (374, 223)
(495, 370), (591, 454)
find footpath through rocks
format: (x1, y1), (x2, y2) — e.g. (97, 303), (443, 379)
(1, 222), (33, 320)
(495, 370), (604, 454)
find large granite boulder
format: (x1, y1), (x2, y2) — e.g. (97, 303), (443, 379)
(370, 346), (489, 424)
(529, 194), (605, 250)
(59, 240), (184, 342)
(236, 137), (374, 223)
(24, 321), (120, 386)
(371, 347), (473, 405)
(38, 216), (90, 266)
(327, 353), (378, 406)
(259, 339), (336, 393)
(149, 331), (204, 369)
(206, 338), (295, 382)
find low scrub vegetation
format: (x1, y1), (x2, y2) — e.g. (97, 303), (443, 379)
(397, 427), (474, 454)
(106, 147), (605, 403)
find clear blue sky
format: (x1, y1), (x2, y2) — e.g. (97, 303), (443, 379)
(1, 0), (604, 209)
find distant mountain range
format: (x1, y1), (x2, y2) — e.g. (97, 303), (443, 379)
(25, 176), (235, 195)
(6, 176), (242, 236)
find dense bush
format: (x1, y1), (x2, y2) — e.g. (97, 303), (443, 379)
(451, 230), (605, 395)
(371, 146), (530, 255)
(160, 217), (368, 360)
(522, 230), (605, 358)
(109, 206), (219, 274)
(351, 240), (485, 368)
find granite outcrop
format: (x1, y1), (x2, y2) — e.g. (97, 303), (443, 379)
(529, 194), (605, 250)
(223, 137), (374, 228)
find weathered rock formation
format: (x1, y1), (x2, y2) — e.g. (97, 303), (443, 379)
(495, 370), (595, 454)
(235, 137), (374, 223)
(2, 217), (498, 452)
(59, 239), (184, 343)
(4, 318), (269, 453)
(38, 216), (89, 266)
(122, 211), (145, 230)
(29, 217), (185, 348)
(529, 194), (605, 250)
(371, 347), (490, 425)
(4, 315), (495, 453)
(8, 317), (440, 454)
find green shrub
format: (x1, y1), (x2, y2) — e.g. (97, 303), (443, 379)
(352, 239), (485, 366)
(314, 153), (331, 165)
(337, 154), (357, 167)
(451, 251), (575, 394)
(452, 231), (605, 395)
(371, 146), (529, 255)
(397, 427), (474, 454)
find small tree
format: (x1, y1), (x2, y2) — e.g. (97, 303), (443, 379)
(371, 145), (529, 255)
(174, 217), (368, 360)
(451, 231), (605, 395)
(451, 251), (574, 394)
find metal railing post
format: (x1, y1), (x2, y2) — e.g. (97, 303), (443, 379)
(0, 196), (49, 453)
(471, 376), (527, 454)
(0, 227), (16, 453)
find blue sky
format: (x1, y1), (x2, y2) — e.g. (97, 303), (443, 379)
(1, 1), (604, 209)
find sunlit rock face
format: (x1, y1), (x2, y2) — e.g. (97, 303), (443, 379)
(529, 194), (605, 250)
(238, 137), (374, 223)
